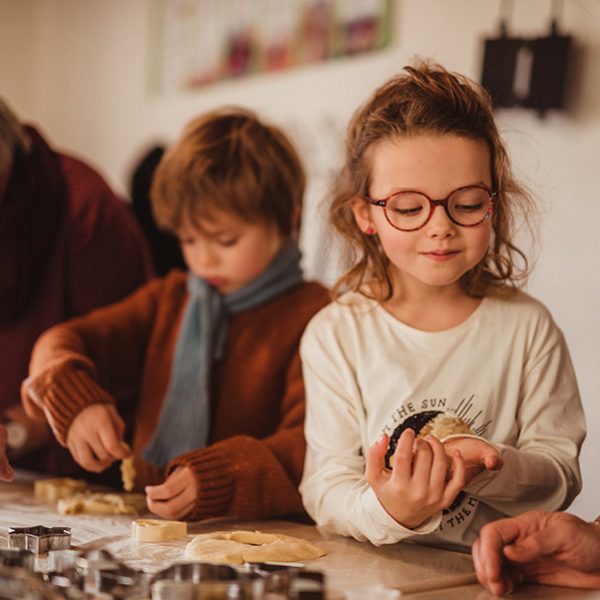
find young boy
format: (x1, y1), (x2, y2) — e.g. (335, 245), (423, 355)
(22, 108), (329, 521)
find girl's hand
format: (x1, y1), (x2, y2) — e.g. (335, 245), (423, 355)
(442, 436), (502, 484)
(365, 428), (466, 529)
(66, 404), (128, 472)
(145, 467), (198, 520)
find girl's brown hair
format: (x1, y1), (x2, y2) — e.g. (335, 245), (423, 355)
(152, 107), (305, 237)
(331, 61), (534, 300)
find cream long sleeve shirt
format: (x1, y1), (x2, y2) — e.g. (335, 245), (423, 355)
(299, 290), (585, 551)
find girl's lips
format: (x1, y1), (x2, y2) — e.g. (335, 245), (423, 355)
(422, 250), (459, 262)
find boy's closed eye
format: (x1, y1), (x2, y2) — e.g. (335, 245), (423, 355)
(216, 236), (239, 247)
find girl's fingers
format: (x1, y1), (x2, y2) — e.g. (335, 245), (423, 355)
(425, 434), (449, 489)
(409, 437), (434, 485)
(390, 428), (416, 481)
(442, 450), (466, 506)
(365, 434), (390, 486)
(484, 450), (503, 471)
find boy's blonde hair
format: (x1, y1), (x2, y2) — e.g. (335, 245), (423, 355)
(331, 61), (534, 300)
(151, 107), (305, 237)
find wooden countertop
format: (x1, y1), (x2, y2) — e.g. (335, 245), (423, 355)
(1, 476), (599, 599)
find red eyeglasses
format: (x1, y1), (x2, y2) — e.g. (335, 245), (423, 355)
(365, 184), (496, 232)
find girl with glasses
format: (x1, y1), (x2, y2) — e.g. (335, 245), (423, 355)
(299, 62), (585, 551)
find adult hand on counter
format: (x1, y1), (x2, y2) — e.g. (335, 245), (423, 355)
(145, 466), (198, 520)
(0, 424), (14, 481)
(66, 404), (128, 472)
(473, 510), (600, 596)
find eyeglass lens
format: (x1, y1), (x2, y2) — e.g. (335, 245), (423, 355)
(385, 186), (491, 230)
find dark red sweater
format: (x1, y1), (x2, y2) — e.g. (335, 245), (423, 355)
(1, 128), (152, 473)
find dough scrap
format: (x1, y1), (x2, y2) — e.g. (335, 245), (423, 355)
(34, 478), (87, 503)
(121, 456), (136, 492)
(57, 492), (147, 516)
(185, 530), (326, 564)
(418, 414), (473, 440)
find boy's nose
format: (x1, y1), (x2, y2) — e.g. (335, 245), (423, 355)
(196, 246), (218, 267)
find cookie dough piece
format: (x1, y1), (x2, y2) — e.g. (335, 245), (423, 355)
(186, 538), (249, 565)
(57, 492), (147, 516)
(185, 530), (326, 564)
(418, 414), (473, 440)
(229, 531), (279, 545)
(34, 478), (87, 503)
(132, 519), (187, 542)
(121, 455), (135, 492)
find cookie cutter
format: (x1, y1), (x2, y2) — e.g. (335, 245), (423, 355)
(7, 525), (71, 554)
(47, 548), (82, 573)
(0, 548), (35, 571)
(150, 562), (259, 599)
(71, 549), (147, 598)
(151, 562), (240, 584)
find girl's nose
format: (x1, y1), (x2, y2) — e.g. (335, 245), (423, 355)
(425, 205), (456, 238)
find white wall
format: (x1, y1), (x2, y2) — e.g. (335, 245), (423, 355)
(1, 0), (600, 518)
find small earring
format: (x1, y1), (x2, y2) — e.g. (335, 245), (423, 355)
(365, 227), (376, 235)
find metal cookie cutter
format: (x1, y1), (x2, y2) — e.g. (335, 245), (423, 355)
(8, 525), (71, 554)
(0, 548), (35, 571)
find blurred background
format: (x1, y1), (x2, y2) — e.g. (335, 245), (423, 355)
(1, 0), (599, 518)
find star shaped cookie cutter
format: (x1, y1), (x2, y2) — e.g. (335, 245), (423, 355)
(8, 525), (72, 554)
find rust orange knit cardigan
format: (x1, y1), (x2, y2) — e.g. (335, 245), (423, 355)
(23, 271), (329, 521)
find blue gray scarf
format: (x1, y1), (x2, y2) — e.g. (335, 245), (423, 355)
(143, 240), (303, 467)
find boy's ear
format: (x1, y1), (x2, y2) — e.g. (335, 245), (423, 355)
(350, 197), (375, 235)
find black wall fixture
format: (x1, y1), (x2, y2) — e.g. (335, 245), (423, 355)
(480, 0), (573, 117)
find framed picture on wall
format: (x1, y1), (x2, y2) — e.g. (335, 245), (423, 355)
(149, 0), (394, 93)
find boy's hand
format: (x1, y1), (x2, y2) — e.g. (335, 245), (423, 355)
(442, 436), (502, 483)
(66, 404), (128, 472)
(365, 429), (466, 530)
(145, 467), (198, 520)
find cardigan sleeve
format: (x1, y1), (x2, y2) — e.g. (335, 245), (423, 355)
(166, 350), (307, 521)
(21, 278), (164, 444)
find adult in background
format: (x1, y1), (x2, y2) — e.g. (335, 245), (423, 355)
(0, 98), (153, 477)
(473, 510), (600, 595)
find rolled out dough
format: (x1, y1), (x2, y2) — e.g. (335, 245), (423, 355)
(185, 530), (326, 565)
(57, 492), (147, 516)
